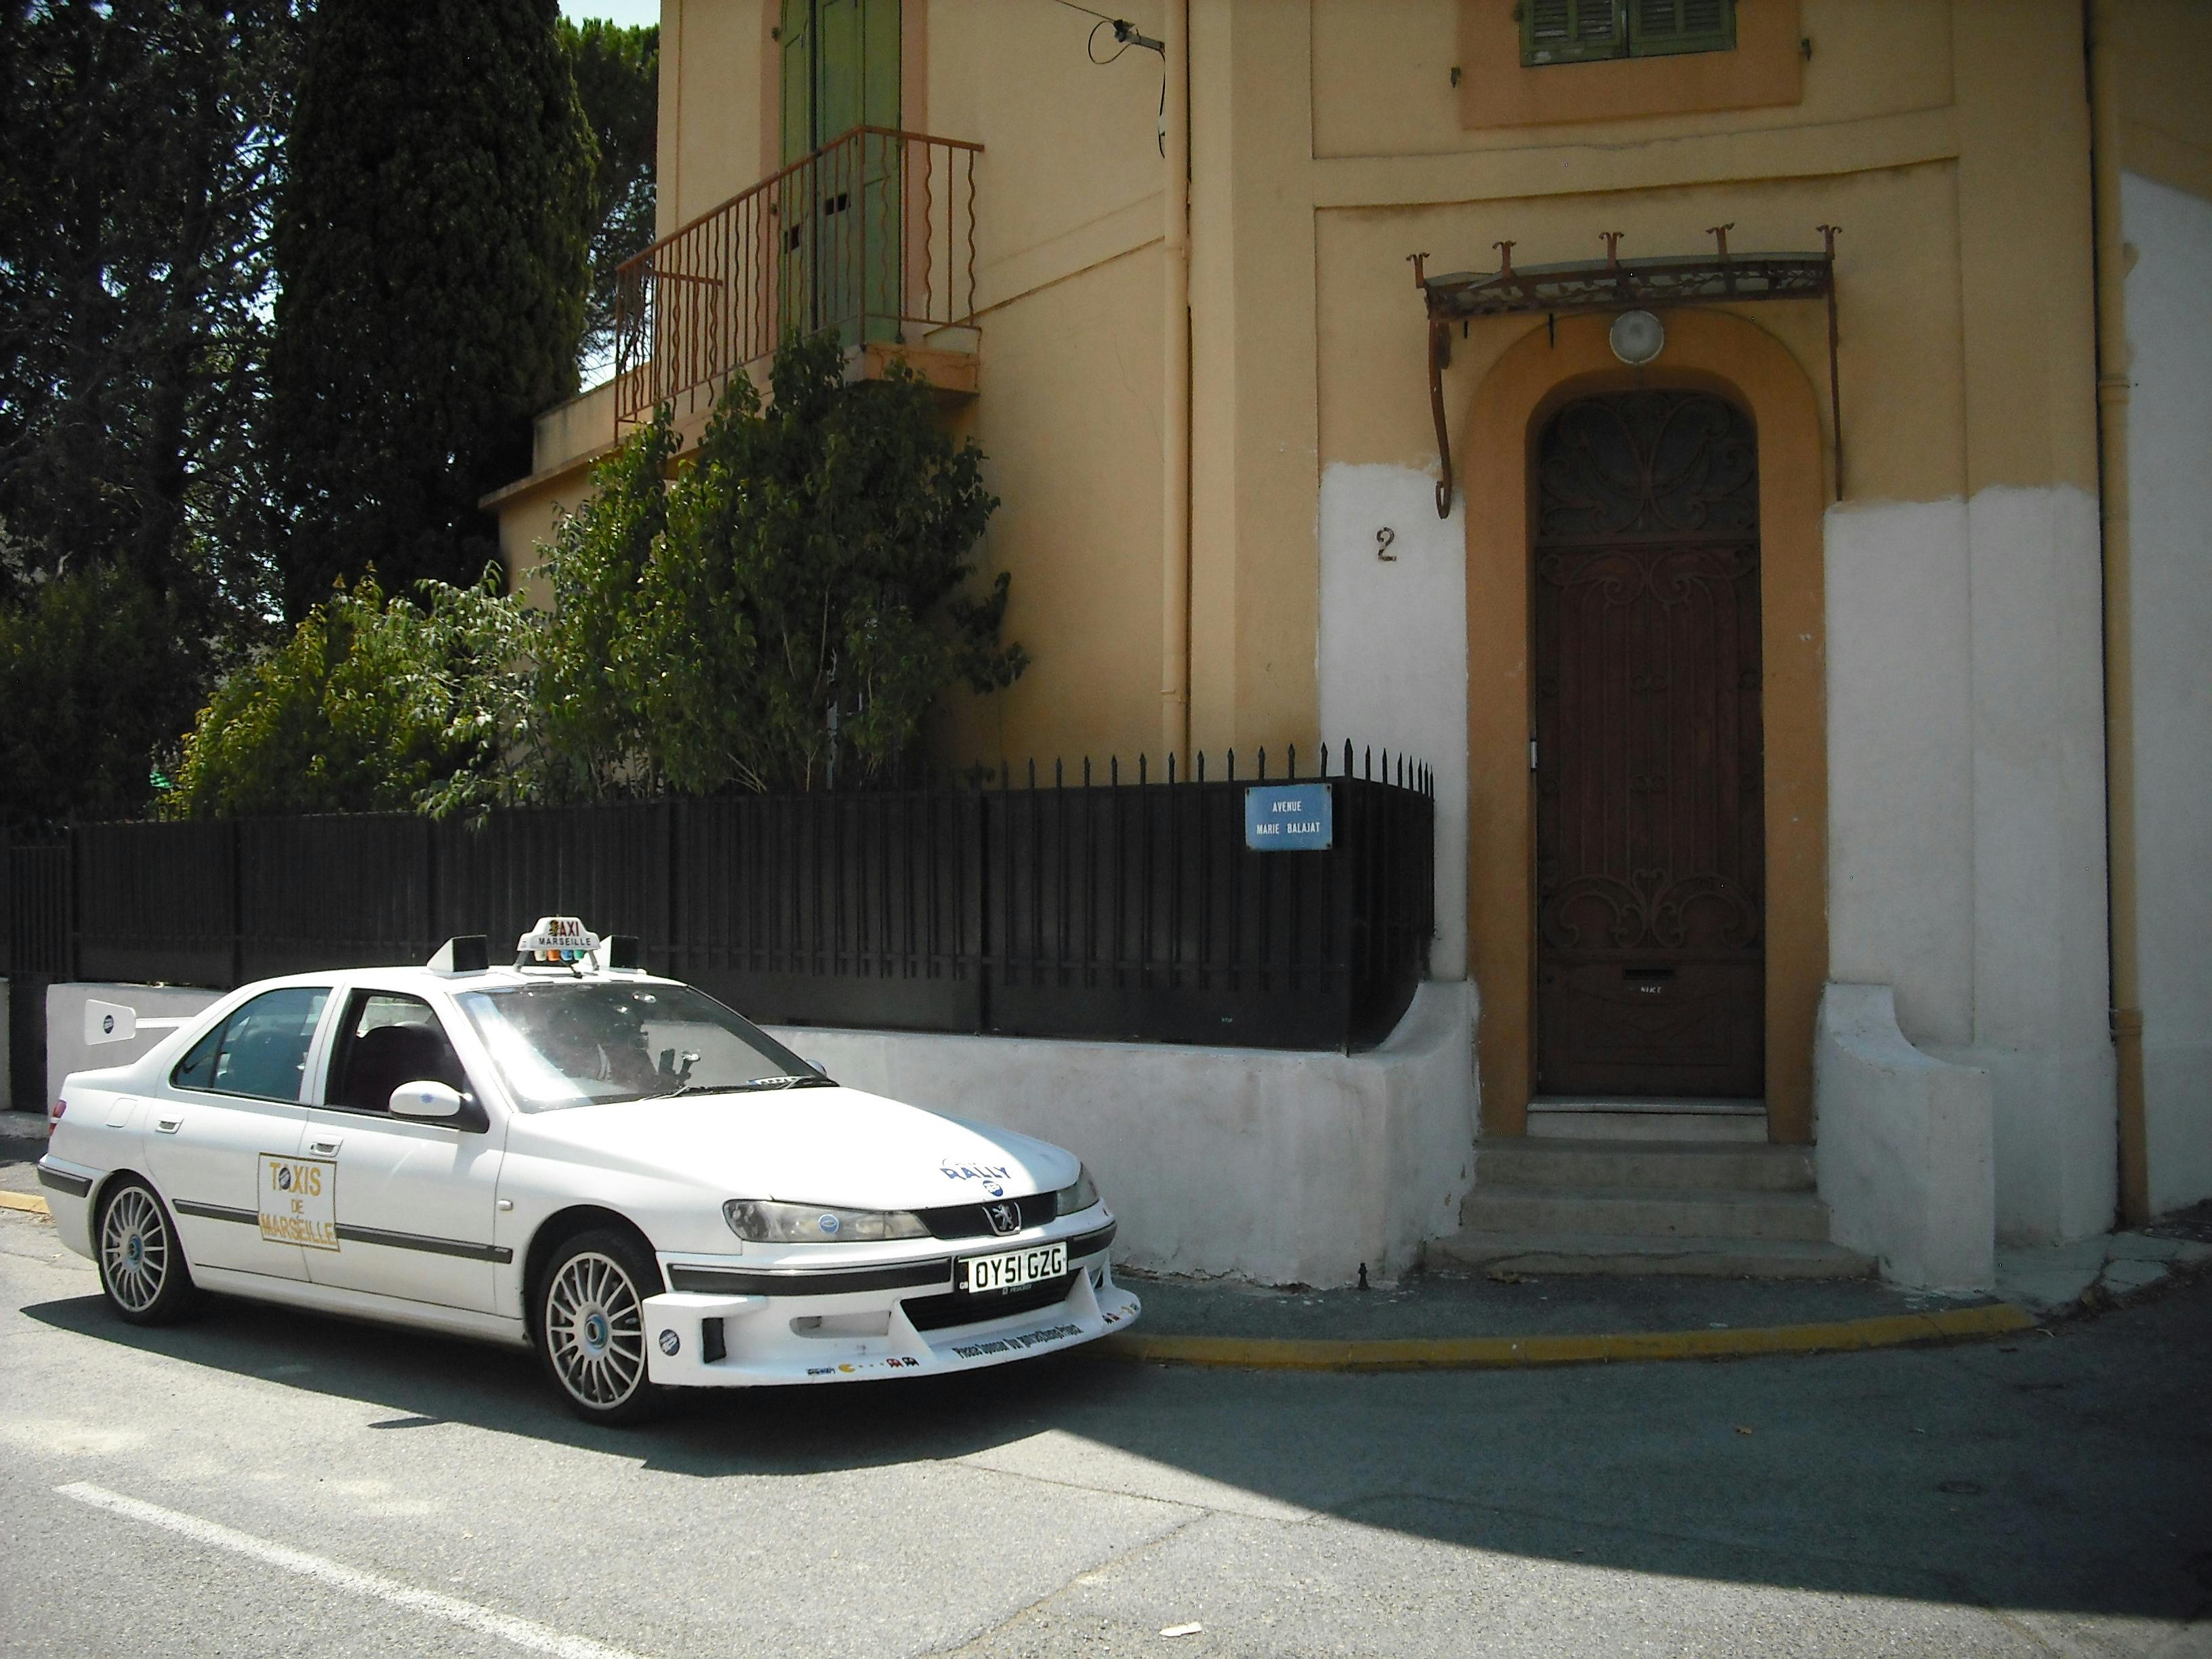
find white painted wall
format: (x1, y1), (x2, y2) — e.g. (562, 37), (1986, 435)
(47, 983), (222, 1106)
(775, 981), (1480, 1288)
(1317, 462), (1469, 981)
(1825, 500), (1976, 1046)
(1815, 983), (1994, 1293)
(2123, 169), (2212, 1216)
(1824, 486), (2116, 1246)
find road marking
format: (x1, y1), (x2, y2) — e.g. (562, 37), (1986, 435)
(55, 1483), (653, 1659)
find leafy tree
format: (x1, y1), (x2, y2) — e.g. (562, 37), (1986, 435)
(0, 562), (198, 831)
(638, 331), (1023, 794)
(268, 0), (594, 621)
(560, 16), (657, 383)
(170, 569), (526, 819)
(526, 407), (678, 800)
(0, 0), (299, 644)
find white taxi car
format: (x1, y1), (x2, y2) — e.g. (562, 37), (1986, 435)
(37, 919), (1140, 1422)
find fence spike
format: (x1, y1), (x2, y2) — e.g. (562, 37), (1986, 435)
(1344, 737), (1354, 775)
(1196, 750), (1206, 783)
(1084, 756), (1092, 786)
(1167, 752), (1176, 784)
(1139, 753), (1148, 785)
(1319, 741), (1329, 779)
(1257, 747), (1267, 781)
(1027, 758), (1036, 789)
(1364, 745), (1372, 780)
(1110, 756), (1119, 786)
(1287, 743), (1297, 778)
(1054, 758), (1063, 787)
(1397, 753), (1404, 787)
(1227, 749), (1235, 781)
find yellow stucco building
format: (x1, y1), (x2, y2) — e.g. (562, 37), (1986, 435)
(491, 0), (2212, 1288)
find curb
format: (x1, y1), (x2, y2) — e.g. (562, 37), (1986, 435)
(0, 1191), (50, 1217)
(1102, 1302), (2038, 1372)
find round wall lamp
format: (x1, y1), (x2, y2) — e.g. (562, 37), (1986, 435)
(1610, 310), (1666, 366)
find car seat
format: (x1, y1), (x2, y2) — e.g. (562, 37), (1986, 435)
(342, 1023), (468, 1112)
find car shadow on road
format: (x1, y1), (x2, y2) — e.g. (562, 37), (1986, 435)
(22, 1278), (2212, 1633)
(20, 1283), (1143, 1471)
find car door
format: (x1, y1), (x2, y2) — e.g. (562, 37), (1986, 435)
(144, 984), (331, 1282)
(300, 988), (506, 1312)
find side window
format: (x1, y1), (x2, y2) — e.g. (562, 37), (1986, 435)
(170, 987), (330, 1102)
(328, 991), (470, 1114)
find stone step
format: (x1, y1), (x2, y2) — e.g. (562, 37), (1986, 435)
(1528, 1099), (1767, 1143)
(1460, 1185), (1835, 1243)
(1425, 1230), (1877, 1280)
(1475, 1137), (1816, 1193)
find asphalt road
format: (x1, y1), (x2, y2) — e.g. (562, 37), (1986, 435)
(2, 1206), (2207, 1658)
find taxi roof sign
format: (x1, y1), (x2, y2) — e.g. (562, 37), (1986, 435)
(516, 916), (600, 966)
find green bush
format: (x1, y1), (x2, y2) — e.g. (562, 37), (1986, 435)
(171, 569), (528, 818)
(173, 331), (1025, 818)
(638, 331), (1023, 794)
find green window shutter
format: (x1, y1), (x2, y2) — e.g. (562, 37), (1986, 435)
(1522, 0), (1626, 67)
(781, 0), (813, 163)
(1627, 0), (1735, 58)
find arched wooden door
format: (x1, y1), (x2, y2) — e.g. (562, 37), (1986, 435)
(1532, 390), (1765, 1099)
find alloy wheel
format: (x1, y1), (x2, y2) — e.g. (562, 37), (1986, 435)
(544, 1250), (647, 1408)
(100, 1185), (170, 1314)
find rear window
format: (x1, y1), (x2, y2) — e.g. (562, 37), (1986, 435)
(171, 987), (329, 1103)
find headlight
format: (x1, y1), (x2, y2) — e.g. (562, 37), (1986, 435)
(722, 1199), (930, 1244)
(1052, 1165), (1100, 1217)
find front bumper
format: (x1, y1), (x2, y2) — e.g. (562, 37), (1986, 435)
(643, 1223), (1139, 1387)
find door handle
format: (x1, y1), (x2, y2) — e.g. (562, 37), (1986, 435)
(308, 1139), (342, 1156)
(154, 1115), (182, 1134)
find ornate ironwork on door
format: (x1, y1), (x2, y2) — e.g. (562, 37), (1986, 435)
(1533, 391), (1765, 1099)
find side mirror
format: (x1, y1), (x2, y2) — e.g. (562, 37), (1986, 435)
(390, 1080), (464, 1120)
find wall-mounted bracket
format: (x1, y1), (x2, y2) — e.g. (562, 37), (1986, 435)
(1411, 231), (1843, 517)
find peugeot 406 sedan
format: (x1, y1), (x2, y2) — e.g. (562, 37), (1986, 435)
(37, 919), (1140, 1422)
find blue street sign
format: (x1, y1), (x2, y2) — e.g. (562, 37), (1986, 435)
(1244, 783), (1334, 851)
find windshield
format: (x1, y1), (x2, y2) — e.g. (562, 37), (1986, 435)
(456, 981), (826, 1110)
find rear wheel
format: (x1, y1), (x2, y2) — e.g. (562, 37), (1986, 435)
(96, 1178), (200, 1325)
(534, 1229), (663, 1425)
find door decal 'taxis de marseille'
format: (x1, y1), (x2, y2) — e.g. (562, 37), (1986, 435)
(257, 1155), (339, 1251)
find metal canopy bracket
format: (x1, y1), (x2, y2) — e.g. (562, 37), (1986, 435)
(1412, 228), (1843, 517)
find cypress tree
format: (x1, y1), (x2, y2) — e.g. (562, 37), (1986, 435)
(269, 0), (592, 619)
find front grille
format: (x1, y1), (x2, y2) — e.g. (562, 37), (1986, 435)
(901, 1271), (1078, 1332)
(916, 1192), (1055, 1240)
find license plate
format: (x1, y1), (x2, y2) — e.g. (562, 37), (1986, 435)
(959, 1241), (1067, 1294)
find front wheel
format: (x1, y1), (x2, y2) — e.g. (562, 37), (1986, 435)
(96, 1178), (201, 1325)
(534, 1229), (664, 1425)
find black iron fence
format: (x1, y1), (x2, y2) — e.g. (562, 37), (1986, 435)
(3, 746), (1433, 1056)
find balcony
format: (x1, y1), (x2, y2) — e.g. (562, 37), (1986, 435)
(613, 126), (983, 431)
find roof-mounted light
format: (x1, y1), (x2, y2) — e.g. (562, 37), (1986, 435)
(516, 916), (601, 969)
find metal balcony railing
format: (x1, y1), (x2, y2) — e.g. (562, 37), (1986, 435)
(613, 126), (983, 429)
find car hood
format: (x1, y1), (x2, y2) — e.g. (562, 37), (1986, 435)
(505, 1085), (1080, 1210)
